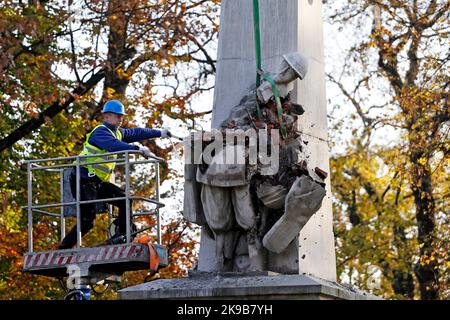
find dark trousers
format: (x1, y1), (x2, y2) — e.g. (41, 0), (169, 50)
(58, 172), (132, 249)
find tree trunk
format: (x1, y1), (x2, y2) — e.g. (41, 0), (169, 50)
(91, 0), (136, 121)
(409, 143), (439, 299)
(392, 225), (415, 299)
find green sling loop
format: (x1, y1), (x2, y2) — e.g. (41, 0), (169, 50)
(252, 0), (286, 138)
(260, 70), (287, 138)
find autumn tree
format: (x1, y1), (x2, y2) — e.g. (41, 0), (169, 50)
(0, 0), (219, 299)
(326, 0), (449, 299)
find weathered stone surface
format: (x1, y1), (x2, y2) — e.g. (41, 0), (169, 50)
(263, 176), (326, 253)
(118, 273), (381, 300)
(199, 184), (257, 272)
(183, 135), (207, 225)
(230, 185), (257, 231)
(201, 185), (234, 233)
(256, 183), (287, 210)
(196, 157), (248, 187)
(219, 93), (258, 130)
(197, 0), (337, 281)
(183, 178), (206, 225)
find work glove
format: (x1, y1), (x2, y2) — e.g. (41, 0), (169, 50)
(160, 129), (172, 138)
(139, 146), (152, 158)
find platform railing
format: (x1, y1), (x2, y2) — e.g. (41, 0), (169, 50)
(24, 150), (164, 253)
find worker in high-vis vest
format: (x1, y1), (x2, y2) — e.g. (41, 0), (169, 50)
(58, 100), (171, 249)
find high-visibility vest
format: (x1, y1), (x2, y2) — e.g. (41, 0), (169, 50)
(79, 124), (123, 182)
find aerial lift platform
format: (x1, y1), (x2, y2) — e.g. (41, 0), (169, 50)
(22, 150), (168, 300)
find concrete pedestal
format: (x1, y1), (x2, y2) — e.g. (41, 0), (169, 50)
(118, 272), (380, 300)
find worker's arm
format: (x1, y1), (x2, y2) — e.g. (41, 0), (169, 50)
(119, 127), (162, 143)
(89, 126), (140, 152)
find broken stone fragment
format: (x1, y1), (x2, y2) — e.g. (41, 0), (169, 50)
(290, 103), (305, 116)
(280, 100), (305, 117)
(262, 175), (326, 254)
(278, 138), (302, 169)
(282, 114), (297, 127)
(219, 93), (257, 130)
(256, 183), (287, 210)
(263, 107), (279, 125)
(254, 119), (267, 129)
(314, 167), (328, 180)
(307, 166), (327, 187)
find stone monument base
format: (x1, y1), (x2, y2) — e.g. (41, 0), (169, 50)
(118, 272), (380, 300)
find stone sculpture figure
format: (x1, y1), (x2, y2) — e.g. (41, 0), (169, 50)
(183, 52), (327, 273)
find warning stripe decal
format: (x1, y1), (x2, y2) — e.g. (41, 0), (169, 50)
(97, 248), (106, 261)
(25, 244), (150, 268)
(111, 247), (120, 259)
(24, 255), (31, 268)
(49, 254), (58, 266)
(105, 247), (114, 260)
(31, 254), (40, 267)
(44, 253), (54, 266)
(121, 245), (132, 258)
(40, 254), (48, 266)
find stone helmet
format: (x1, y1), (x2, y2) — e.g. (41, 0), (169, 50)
(282, 52), (309, 80)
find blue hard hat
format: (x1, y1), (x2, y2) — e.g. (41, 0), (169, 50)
(102, 100), (126, 115)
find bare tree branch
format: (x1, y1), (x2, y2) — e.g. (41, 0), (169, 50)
(0, 69), (105, 153)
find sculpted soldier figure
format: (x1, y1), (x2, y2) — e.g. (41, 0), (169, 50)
(183, 52), (327, 272)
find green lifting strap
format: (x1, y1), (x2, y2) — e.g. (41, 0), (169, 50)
(252, 0), (286, 138)
(260, 70), (287, 138)
(252, 0), (262, 119)
(252, 0), (262, 88)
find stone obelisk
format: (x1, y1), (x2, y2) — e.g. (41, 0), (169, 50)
(197, 0), (336, 281)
